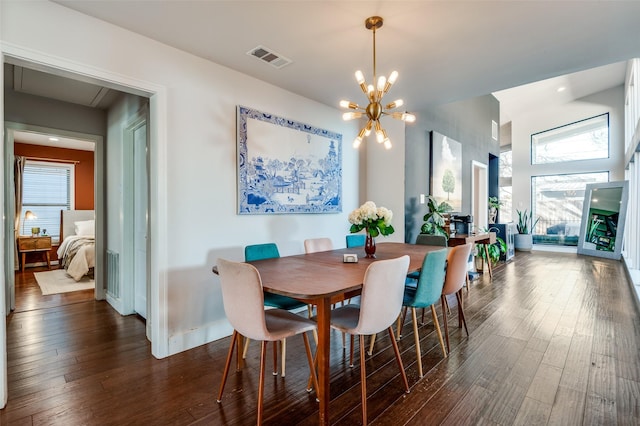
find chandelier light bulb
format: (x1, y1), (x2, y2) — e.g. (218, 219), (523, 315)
(386, 99), (404, 109)
(364, 120), (373, 136)
(384, 138), (392, 150)
(355, 70), (365, 85)
(377, 76), (386, 93)
(353, 136), (363, 148)
(342, 111), (363, 121)
(403, 113), (416, 123)
(388, 71), (398, 84)
(339, 100), (350, 108)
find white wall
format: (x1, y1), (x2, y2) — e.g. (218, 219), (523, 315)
(1, 1), (364, 357)
(510, 86), (625, 219)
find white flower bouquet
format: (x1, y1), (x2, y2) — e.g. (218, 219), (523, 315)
(348, 201), (395, 237)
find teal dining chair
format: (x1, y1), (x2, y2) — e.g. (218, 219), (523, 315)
(396, 248), (448, 377)
(346, 234), (366, 248)
(244, 243), (309, 377)
(407, 234), (448, 280)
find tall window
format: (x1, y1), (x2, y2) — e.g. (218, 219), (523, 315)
(531, 113), (609, 164)
(499, 148), (512, 223)
(532, 172), (608, 245)
(21, 160), (75, 242)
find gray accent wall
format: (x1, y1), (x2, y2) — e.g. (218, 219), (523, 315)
(405, 94), (500, 243)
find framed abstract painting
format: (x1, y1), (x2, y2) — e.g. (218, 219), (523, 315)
(430, 131), (462, 212)
(237, 106), (342, 214)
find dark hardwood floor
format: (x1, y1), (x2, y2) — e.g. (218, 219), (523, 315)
(1, 253), (638, 425)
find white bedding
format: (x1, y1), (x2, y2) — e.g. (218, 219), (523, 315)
(57, 235), (95, 281)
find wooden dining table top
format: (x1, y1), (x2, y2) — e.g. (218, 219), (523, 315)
(245, 242), (447, 302)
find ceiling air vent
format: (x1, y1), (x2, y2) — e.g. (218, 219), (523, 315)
(247, 45), (292, 69)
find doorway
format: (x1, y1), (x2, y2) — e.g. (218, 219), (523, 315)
(471, 160), (489, 231)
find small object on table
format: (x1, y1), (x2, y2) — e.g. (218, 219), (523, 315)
(343, 254), (358, 263)
(18, 235), (52, 272)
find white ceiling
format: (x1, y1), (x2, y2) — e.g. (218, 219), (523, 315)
(13, 130), (95, 152)
(50, 0), (640, 119)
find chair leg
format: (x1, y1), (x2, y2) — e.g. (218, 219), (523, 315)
(411, 308), (423, 378)
(387, 327), (410, 393)
(421, 307), (426, 325)
(441, 295), (450, 354)
(359, 335), (368, 425)
(342, 332), (346, 349)
(281, 338), (286, 377)
(272, 341), (278, 376)
(367, 334), (375, 356)
(307, 350), (318, 392)
(258, 341), (267, 425)
(349, 334), (355, 367)
(302, 332), (319, 400)
(242, 337), (250, 359)
(431, 305), (447, 358)
(217, 330), (238, 402)
(456, 291), (469, 336)
(237, 334), (244, 371)
(396, 311), (403, 340)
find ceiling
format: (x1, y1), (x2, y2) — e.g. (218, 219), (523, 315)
(48, 0), (640, 120)
(4, 1), (637, 141)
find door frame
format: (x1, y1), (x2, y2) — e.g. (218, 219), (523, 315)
(0, 45), (170, 407)
(471, 160), (489, 231)
(4, 123), (105, 305)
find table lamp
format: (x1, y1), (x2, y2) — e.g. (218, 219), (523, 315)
(23, 210), (37, 236)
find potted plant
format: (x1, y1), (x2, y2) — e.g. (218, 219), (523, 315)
(488, 196), (503, 224)
(475, 226), (507, 270)
(514, 209), (540, 251)
(420, 195), (453, 239)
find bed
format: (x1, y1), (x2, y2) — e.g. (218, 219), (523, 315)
(57, 210), (95, 281)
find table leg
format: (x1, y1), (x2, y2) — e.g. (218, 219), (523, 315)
(316, 296), (331, 425)
(21, 253), (26, 273)
(46, 252), (51, 270)
(484, 244), (493, 278)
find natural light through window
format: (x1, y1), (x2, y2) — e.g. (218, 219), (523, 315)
(499, 149), (512, 223)
(532, 172), (608, 246)
(531, 114), (609, 164)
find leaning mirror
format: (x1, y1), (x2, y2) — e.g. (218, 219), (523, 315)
(577, 180), (629, 260)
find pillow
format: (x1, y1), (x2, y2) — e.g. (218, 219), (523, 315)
(74, 220), (95, 236)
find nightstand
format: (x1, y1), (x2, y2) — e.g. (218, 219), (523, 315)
(18, 236), (52, 272)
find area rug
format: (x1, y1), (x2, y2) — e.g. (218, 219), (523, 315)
(34, 269), (94, 295)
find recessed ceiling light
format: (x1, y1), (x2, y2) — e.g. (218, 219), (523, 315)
(49, 137), (59, 141)
(557, 87), (566, 92)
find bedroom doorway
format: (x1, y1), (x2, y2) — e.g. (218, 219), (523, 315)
(4, 123), (103, 312)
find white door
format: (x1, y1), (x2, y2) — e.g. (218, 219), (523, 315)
(133, 123), (148, 318)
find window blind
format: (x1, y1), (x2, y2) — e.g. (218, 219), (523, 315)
(21, 160), (75, 241)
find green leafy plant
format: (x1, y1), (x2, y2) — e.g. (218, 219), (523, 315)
(420, 195), (453, 238)
(516, 209), (540, 234)
(476, 226), (507, 265)
(488, 196), (503, 210)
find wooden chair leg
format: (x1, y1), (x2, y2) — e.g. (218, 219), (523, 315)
(242, 337), (250, 359)
(367, 334), (376, 356)
(411, 308), (423, 378)
(349, 334), (355, 367)
(456, 292), (469, 336)
(431, 305), (447, 358)
(307, 350), (318, 392)
(272, 340), (278, 376)
(258, 341), (267, 425)
(359, 335), (367, 425)
(236, 334), (244, 371)
(396, 312), (404, 340)
(217, 330), (237, 402)
(302, 332), (319, 400)
(342, 332), (346, 349)
(441, 295), (450, 353)
(421, 307), (426, 325)
(281, 338), (286, 377)
(387, 326), (410, 393)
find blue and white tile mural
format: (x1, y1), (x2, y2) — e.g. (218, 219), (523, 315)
(237, 106), (342, 214)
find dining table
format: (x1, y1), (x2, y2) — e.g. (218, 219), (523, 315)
(221, 242), (445, 425)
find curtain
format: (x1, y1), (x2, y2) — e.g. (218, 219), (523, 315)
(14, 156), (26, 270)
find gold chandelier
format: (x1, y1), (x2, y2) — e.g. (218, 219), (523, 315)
(340, 16), (415, 150)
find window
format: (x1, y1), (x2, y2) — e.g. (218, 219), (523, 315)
(531, 114), (609, 164)
(21, 160), (75, 242)
(531, 172), (608, 245)
(499, 149), (512, 223)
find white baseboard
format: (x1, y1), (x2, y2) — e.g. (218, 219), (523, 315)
(106, 293), (125, 316)
(168, 320), (234, 356)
